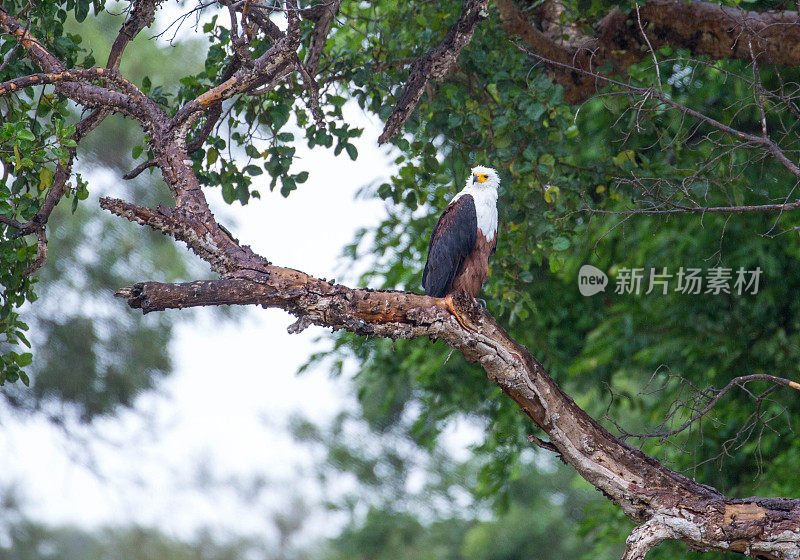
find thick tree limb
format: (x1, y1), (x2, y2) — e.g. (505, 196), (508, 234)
(378, 0), (489, 144)
(622, 517), (678, 560)
(295, 55), (325, 125)
(125, 97), (220, 181)
(0, 67), (129, 97)
(114, 278), (450, 340)
(23, 228), (47, 276)
(98, 196), (247, 274)
(114, 269), (800, 559)
(303, 0), (342, 75)
(498, 0), (800, 104)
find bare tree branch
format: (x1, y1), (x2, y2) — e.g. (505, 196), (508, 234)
(302, 0), (342, 75)
(608, 374), (800, 442)
(622, 517), (677, 560)
(295, 56), (325, 125)
(583, 200), (800, 216)
(122, 158), (158, 180)
(107, 0), (165, 70)
(0, 6), (155, 122)
(0, 67), (127, 97)
(23, 227), (47, 276)
(378, 0), (489, 144)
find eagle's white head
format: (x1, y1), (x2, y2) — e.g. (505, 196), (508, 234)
(468, 165), (500, 193)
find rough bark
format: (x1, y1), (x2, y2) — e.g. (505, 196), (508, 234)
(302, 0), (342, 75)
(498, 0), (800, 104)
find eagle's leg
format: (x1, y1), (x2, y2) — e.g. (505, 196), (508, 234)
(441, 294), (475, 333)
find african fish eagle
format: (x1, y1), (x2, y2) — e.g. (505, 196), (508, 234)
(422, 166), (499, 305)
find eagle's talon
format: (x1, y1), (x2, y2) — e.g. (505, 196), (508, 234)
(442, 295), (475, 333)
(476, 298), (486, 309)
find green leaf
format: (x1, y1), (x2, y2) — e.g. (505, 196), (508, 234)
(280, 176), (296, 197)
(565, 124), (579, 138)
(221, 182), (236, 203)
(549, 253), (564, 272)
(552, 237), (570, 251)
(236, 185), (250, 204)
(75, 0), (90, 21)
(538, 153), (555, 170)
(16, 352), (32, 367)
(613, 150), (637, 167)
(245, 145), (260, 158)
(345, 144), (358, 161)
(16, 129), (35, 142)
(39, 167), (54, 192)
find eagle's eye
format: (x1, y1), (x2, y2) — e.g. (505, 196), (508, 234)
(474, 173), (489, 183)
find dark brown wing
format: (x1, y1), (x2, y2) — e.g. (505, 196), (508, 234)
(422, 194), (477, 297)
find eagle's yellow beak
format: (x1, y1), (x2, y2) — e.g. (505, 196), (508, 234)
(473, 173), (489, 183)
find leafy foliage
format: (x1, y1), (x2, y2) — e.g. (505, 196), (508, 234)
(0, 2), (206, 418)
(311, 2), (800, 557)
(0, 0), (102, 384)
